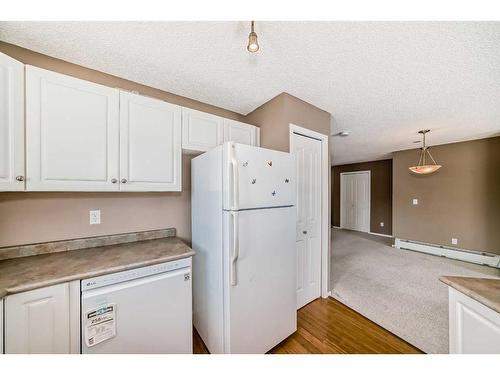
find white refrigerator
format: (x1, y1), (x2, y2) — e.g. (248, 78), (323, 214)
(191, 142), (297, 354)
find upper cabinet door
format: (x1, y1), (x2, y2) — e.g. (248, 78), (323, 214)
(0, 53), (25, 191)
(25, 66), (120, 191)
(223, 119), (259, 147)
(119, 91), (182, 191)
(182, 107), (223, 152)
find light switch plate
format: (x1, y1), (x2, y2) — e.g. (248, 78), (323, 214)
(380, 222), (384, 227)
(89, 210), (101, 225)
(452, 238), (458, 245)
(412, 198), (418, 205)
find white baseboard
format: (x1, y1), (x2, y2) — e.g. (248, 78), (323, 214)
(395, 238), (500, 269)
(333, 226), (393, 238)
(368, 231), (394, 238)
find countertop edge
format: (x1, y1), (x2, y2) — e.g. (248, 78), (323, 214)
(0, 250), (195, 300)
(440, 276), (500, 314)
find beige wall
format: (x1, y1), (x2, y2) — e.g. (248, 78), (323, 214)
(393, 136), (500, 254)
(244, 92), (331, 152)
(0, 41), (245, 247)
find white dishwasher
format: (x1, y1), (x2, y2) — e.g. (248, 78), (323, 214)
(81, 257), (192, 354)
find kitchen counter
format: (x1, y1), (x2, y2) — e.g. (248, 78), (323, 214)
(440, 276), (500, 314)
(0, 229), (195, 299)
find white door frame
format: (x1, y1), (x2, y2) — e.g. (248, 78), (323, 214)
(289, 124), (330, 298)
(340, 170), (371, 233)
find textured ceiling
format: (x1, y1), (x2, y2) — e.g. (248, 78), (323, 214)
(1, 21), (499, 165)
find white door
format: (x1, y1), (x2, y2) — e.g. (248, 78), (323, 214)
(25, 65), (120, 191)
(224, 207), (296, 353)
(0, 52), (25, 191)
(81, 268), (192, 354)
(341, 172), (370, 232)
(223, 119), (258, 146)
(5, 283), (71, 354)
(292, 133), (322, 309)
(119, 91), (182, 191)
(182, 107), (223, 152)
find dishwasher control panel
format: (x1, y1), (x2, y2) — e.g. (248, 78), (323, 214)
(81, 257), (191, 291)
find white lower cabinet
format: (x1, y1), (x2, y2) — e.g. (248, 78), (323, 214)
(119, 91), (182, 191)
(449, 288), (500, 354)
(223, 119), (259, 146)
(4, 281), (80, 354)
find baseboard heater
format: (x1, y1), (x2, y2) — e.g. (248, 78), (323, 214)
(394, 238), (500, 269)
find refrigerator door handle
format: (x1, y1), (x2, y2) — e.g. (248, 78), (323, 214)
(230, 155), (239, 210)
(230, 211), (239, 286)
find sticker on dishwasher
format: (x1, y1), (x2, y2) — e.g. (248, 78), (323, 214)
(85, 304), (116, 347)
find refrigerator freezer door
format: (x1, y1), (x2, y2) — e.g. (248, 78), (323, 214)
(223, 206), (297, 353)
(223, 143), (295, 210)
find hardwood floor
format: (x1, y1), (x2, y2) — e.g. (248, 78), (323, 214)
(193, 297), (423, 354)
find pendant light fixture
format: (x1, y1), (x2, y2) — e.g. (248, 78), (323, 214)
(409, 129), (442, 175)
(247, 21), (259, 53)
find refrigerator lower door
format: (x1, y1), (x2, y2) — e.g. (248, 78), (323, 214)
(223, 206), (297, 353)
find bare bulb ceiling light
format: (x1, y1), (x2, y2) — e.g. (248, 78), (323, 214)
(409, 130), (442, 175)
(247, 21), (259, 53)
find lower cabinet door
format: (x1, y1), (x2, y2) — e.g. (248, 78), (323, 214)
(449, 288), (500, 354)
(4, 282), (79, 354)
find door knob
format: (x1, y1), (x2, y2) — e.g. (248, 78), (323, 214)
(15, 175), (24, 182)
(303, 230), (308, 234)
(111, 178), (117, 184)
(121, 178), (127, 183)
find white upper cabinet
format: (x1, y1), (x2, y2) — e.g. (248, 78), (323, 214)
(182, 107), (224, 152)
(223, 119), (260, 146)
(119, 91), (182, 191)
(26, 66), (120, 191)
(0, 52), (25, 191)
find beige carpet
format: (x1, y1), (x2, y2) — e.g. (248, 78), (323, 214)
(331, 228), (500, 354)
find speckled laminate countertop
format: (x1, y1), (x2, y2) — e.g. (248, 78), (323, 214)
(440, 276), (500, 314)
(0, 236), (195, 299)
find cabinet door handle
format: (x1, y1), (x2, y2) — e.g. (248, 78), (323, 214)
(15, 176), (24, 182)
(121, 178), (127, 183)
(111, 178), (117, 184)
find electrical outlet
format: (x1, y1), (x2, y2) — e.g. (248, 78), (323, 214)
(89, 210), (101, 225)
(452, 238), (458, 245)
(412, 198), (418, 205)
(380, 222), (384, 227)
